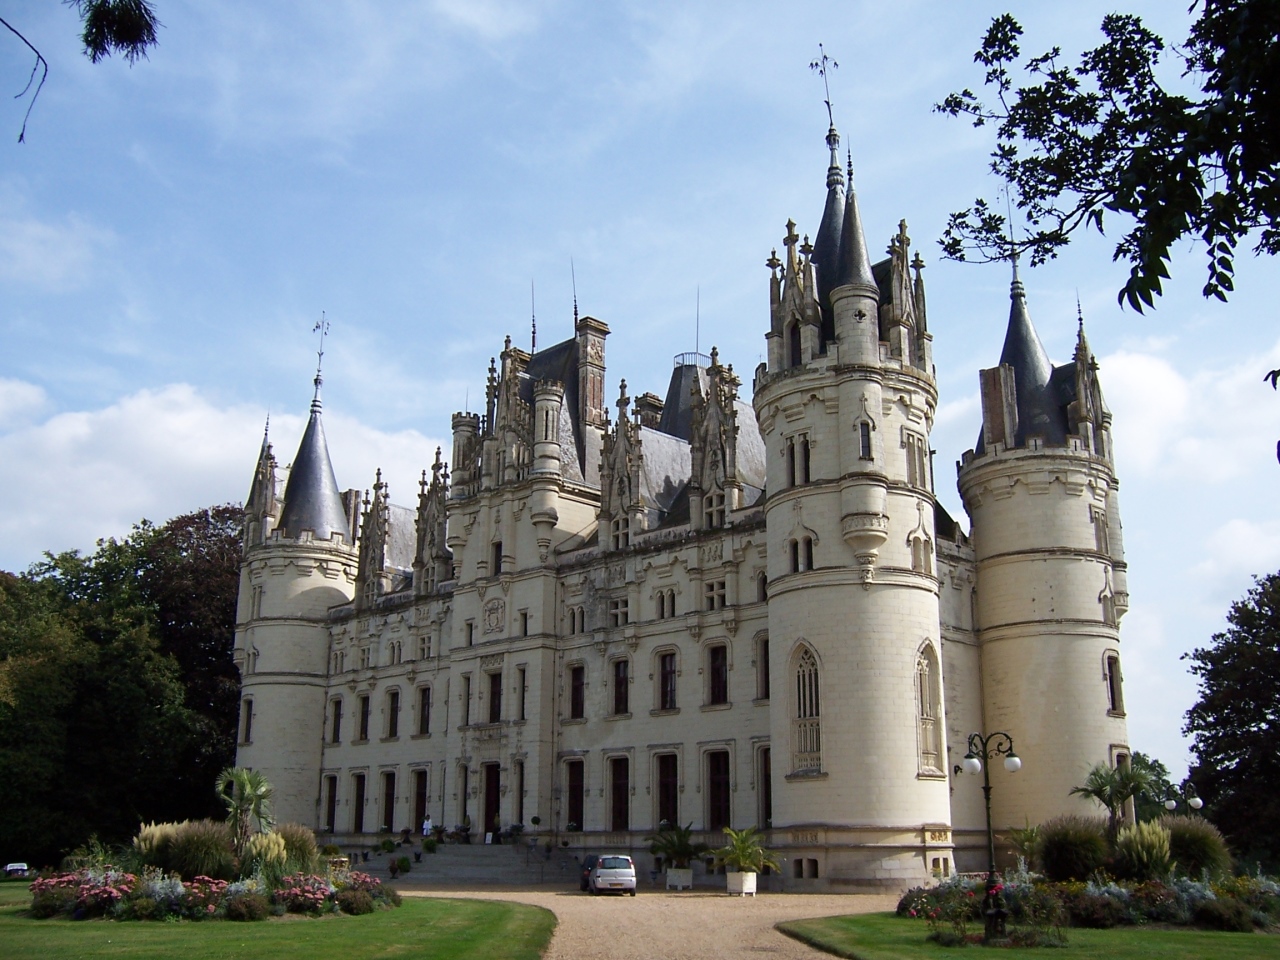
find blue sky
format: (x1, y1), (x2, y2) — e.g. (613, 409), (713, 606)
(2, 1), (1277, 779)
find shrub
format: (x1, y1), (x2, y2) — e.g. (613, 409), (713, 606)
(276, 823), (320, 874)
(1113, 821), (1172, 882)
(1040, 816), (1108, 882)
(1060, 889), (1128, 928)
(380, 838), (396, 853)
(29, 884), (77, 918)
(224, 892), (270, 921)
(242, 831), (287, 882)
(336, 889), (375, 915)
(181, 876), (228, 919)
(1193, 897), (1254, 932)
(319, 844), (342, 856)
(421, 837), (438, 854)
(395, 856), (411, 874)
(133, 822), (183, 871)
(1130, 880), (1188, 923)
(170, 820), (235, 881)
(124, 895), (163, 920)
(1162, 815), (1232, 879)
(273, 872), (333, 913)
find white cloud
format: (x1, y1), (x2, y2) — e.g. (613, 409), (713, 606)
(0, 378), (48, 423)
(0, 383), (444, 571)
(0, 212), (114, 291)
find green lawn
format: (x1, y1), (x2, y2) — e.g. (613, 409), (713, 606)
(0, 884), (554, 960)
(778, 912), (1280, 960)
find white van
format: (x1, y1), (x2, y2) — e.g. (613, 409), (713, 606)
(588, 854), (637, 896)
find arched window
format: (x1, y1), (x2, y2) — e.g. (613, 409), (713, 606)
(910, 535), (933, 576)
(916, 646), (942, 773)
(656, 592), (666, 619)
(756, 572), (768, 602)
(792, 647), (821, 774)
(788, 322), (802, 368)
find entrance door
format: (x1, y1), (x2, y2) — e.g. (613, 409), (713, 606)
(483, 763), (501, 836)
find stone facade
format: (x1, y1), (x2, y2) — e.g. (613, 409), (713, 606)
(232, 124), (1132, 891)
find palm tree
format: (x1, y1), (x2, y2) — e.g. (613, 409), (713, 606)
(215, 766), (275, 856)
(1071, 762), (1153, 840)
(644, 822), (710, 869)
(713, 826), (780, 874)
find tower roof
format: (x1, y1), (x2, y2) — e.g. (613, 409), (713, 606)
(278, 380), (351, 542)
(835, 153), (876, 293)
(975, 264), (1070, 452)
(812, 125), (846, 337)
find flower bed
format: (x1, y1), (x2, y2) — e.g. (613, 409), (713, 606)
(896, 869), (1280, 944)
(28, 866), (399, 921)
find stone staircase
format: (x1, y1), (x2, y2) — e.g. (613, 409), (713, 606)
(348, 839), (587, 887)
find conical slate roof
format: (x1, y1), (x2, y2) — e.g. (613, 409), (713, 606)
(278, 382), (351, 542)
(812, 126), (846, 339)
(835, 156), (876, 293)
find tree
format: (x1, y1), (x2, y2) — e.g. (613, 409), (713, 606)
(1070, 762), (1153, 840)
(1183, 572), (1280, 870)
(1131, 751), (1176, 823)
(3, 0), (160, 141)
(215, 767), (275, 858)
(938, 2), (1280, 313)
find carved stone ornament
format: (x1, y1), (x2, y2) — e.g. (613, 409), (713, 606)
(483, 598), (506, 634)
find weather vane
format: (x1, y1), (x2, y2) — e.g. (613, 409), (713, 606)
(810, 43), (838, 127)
(312, 312), (330, 385)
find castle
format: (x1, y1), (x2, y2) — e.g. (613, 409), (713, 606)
(233, 123), (1132, 889)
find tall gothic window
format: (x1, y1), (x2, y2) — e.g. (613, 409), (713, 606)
(792, 647), (821, 774)
(916, 647), (942, 773)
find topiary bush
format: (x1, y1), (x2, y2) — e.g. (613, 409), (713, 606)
(1193, 897), (1254, 932)
(1162, 815), (1232, 879)
(276, 822), (320, 874)
(1113, 821), (1172, 882)
(1039, 816), (1108, 882)
(336, 889), (375, 915)
(170, 820), (235, 881)
(224, 892), (270, 921)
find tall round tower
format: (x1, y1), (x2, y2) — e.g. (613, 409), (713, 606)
(753, 127), (952, 888)
(234, 375), (356, 827)
(956, 270), (1130, 841)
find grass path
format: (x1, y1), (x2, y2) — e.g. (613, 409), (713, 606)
(779, 912), (1280, 960)
(0, 883), (555, 960)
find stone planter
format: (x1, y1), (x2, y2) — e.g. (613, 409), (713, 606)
(726, 871), (757, 897)
(665, 867), (694, 890)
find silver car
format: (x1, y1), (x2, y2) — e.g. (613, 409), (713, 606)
(589, 854), (637, 895)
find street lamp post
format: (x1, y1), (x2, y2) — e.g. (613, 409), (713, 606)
(1162, 784), (1204, 813)
(957, 731), (1021, 944)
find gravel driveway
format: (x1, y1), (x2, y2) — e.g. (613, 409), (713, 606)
(402, 887), (898, 960)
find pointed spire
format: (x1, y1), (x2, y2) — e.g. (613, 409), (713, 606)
(278, 371), (351, 543)
(812, 124), (847, 338)
(835, 148), (877, 293)
(996, 257), (1059, 445)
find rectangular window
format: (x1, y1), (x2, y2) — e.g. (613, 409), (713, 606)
(381, 771), (396, 833)
(1106, 655), (1125, 714)
(569, 665), (586, 719)
(905, 433), (930, 489)
(759, 748), (772, 828)
(241, 699), (253, 744)
(859, 421), (873, 460)
(387, 690), (400, 738)
(488, 671), (503, 724)
(418, 687), (431, 735)
(462, 676), (471, 727)
(610, 757), (630, 831)
(705, 580), (726, 611)
(324, 775), (338, 833)
(800, 436), (811, 483)
(707, 750), (731, 830)
(708, 645), (729, 705)
(353, 774), (366, 833)
(657, 753), (679, 826)
(515, 761), (525, 826)
(358, 695), (370, 740)
(491, 541), (503, 575)
(659, 652), (677, 710)
(465, 621), (475, 646)
(520, 610), (529, 636)
(330, 699), (343, 743)
(566, 760), (585, 831)
(758, 637), (770, 700)
(704, 493), (726, 528)
(613, 659), (629, 715)
(413, 769), (429, 831)
(518, 667), (527, 721)
(611, 516), (630, 550)
(609, 597), (629, 627)
(786, 437), (796, 487)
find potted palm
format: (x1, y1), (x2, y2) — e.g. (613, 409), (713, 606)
(645, 822), (710, 891)
(713, 826), (778, 897)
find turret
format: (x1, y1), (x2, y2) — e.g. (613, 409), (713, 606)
(831, 155), (880, 363)
(234, 371), (356, 827)
(956, 268), (1131, 844)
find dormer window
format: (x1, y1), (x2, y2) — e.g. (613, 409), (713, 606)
(704, 493), (726, 529)
(611, 517), (630, 550)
